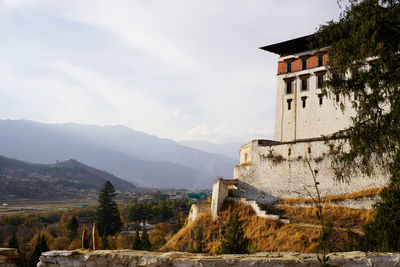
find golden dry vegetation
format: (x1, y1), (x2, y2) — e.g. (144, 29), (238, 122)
(162, 198), (376, 254)
(162, 202), (320, 254)
(278, 187), (382, 205)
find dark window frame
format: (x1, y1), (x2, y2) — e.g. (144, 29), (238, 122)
(317, 54), (324, 67)
(285, 80), (293, 94)
(301, 58), (308, 70)
(287, 99), (293, 110)
(286, 61), (292, 73)
(317, 75), (324, 89)
(336, 93), (340, 103)
(301, 96), (307, 108)
(301, 78), (308, 91)
(318, 94), (323, 105)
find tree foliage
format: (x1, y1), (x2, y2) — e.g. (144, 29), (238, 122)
(173, 213), (186, 233)
(67, 215), (79, 234)
(30, 234), (49, 267)
(191, 223), (205, 253)
(96, 181), (123, 236)
(314, 0), (400, 251)
(217, 208), (249, 254)
(132, 228), (141, 250)
(313, 0), (400, 182)
(140, 225), (151, 251)
(100, 231), (110, 250)
(362, 186), (400, 251)
(7, 231), (18, 250)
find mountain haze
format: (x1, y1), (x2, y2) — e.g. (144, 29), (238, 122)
(0, 155), (135, 199)
(180, 140), (242, 160)
(0, 120), (236, 187)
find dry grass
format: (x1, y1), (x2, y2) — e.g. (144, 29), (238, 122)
(278, 205), (376, 229)
(162, 202), (321, 254)
(278, 187), (382, 205)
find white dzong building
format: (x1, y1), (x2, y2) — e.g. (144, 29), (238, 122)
(210, 35), (388, 219)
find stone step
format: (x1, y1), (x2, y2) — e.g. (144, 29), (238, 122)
(227, 197), (289, 224)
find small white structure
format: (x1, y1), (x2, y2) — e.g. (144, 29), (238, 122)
(210, 35), (389, 219)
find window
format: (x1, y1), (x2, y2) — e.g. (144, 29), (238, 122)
(336, 93), (340, 102)
(317, 75), (324, 89)
(301, 58), (308, 70)
(301, 78), (308, 91)
(287, 99), (292, 110)
(286, 61), (292, 73)
(286, 80), (293, 94)
(301, 96), (307, 108)
(288, 148), (291, 156)
(318, 94), (323, 105)
(354, 93), (358, 100)
(308, 147), (312, 153)
(317, 54), (324, 67)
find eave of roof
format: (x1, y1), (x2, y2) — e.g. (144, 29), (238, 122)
(260, 34), (314, 56)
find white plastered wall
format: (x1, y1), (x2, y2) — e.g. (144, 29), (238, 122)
(234, 140), (388, 204)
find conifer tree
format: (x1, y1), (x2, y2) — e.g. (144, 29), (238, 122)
(30, 234), (49, 267)
(192, 223), (205, 253)
(218, 208), (249, 254)
(67, 215), (79, 235)
(7, 231), (18, 250)
(361, 186), (400, 251)
(96, 181), (123, 236)
(313, 0), (400, 251)
(100, 231), (110, 250)
(173, 213), (186, 233)
(132, 228), (141, 250)
(140, 224), (151, 251)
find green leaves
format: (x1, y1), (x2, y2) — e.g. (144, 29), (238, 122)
(313, 0), (400, 183)
(217, 207), (249, 254)
(96, 181), (123, 236)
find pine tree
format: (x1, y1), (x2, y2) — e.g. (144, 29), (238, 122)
(67, 215), (79, 235)
(313, 0), (400, 182)
(96, 181), (123, 236)
(173, 213), (186, 233)
(140, 224), (151, 251)
(218, 209), (249, 254)
(132, 228), (141, 250)
(313, 0), (400, 253)
(361, 185), (400, 251)
(100, 231), (110, 250)
(7, 231), (18, 250)
(192, 223), (205, 253)
(30, 234), (49, 267)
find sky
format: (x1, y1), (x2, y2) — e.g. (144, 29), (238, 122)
(0, 0), (341, 144)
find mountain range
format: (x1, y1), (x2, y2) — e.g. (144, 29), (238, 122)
(0, 156), (135, 199)
(0, 119), (238, 187)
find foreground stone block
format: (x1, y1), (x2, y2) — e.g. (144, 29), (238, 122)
(38, 250), (400, 267)
(0, 248), (18, 267)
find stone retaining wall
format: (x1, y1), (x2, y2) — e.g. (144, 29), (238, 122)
(38, 250), (400, 267)
(234, 140), (388, 204)
(0, 248), (18, 267)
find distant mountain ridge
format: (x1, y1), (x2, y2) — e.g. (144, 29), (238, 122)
(0, 155), (135, 199)
(180, 140), (241, 160)
(0, 119), (236, 187)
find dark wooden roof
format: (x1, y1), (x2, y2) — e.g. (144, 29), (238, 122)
(260, 34), (314, 56)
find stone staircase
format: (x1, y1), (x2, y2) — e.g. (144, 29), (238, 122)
(228, 197), (290, 224)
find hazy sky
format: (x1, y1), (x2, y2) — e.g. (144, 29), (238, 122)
(0, 0), (341, 143)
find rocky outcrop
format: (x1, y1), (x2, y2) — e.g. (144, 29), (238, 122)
(0, 248), (18, 267)
(38, 250), (400, 267)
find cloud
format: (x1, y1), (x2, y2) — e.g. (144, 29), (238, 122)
(0, 0), (341, 143)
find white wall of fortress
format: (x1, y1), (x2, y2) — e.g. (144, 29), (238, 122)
(234, 139), (388, 204)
